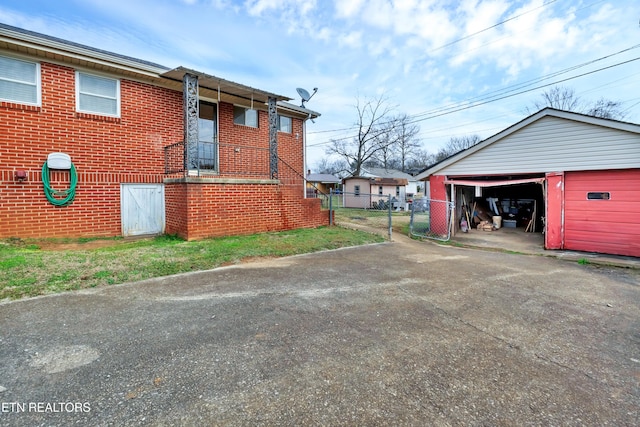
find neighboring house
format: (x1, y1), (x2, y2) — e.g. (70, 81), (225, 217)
(342, 176), (409, 209)
(415, 108), (640, 257)
(306, 172), (340, 196)
(0, 23), (327, 240)
(359, 166), (419, 196)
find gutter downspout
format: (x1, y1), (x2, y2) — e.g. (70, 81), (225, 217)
(303, 116), (308, 198)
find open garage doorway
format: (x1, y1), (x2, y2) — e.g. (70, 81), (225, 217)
(448, 176), (546, 250)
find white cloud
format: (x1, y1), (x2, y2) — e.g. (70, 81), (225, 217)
(244, 0), (317, 16)
(446, 0), (602, 79)
(333, 0), (365, 19)
(338, 31), (363, 48)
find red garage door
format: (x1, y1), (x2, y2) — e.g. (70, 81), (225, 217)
(564, 169), (640, 257)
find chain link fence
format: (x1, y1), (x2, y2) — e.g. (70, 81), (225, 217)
(329, 190), (419, 240)
(409, 198), (455, 241)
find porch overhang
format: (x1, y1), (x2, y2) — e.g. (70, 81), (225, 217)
(161, 66), (290, 107)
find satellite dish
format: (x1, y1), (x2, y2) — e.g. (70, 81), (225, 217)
(296, 87), (317, 108)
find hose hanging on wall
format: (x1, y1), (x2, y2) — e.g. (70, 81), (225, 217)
(42, 153), (78, 206)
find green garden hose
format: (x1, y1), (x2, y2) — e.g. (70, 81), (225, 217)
(42, 161), (78, 206)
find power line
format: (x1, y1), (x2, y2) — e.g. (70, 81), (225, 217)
(307, 0), (619, 138)
(428, 0), (560, 54)
(437, 0), (607, 60)
(306, 55), (640, 147)
(407, 57), (640, 124)
(381, 45), (640, 124)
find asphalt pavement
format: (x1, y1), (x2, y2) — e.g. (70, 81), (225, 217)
(1, 236), (639, 426)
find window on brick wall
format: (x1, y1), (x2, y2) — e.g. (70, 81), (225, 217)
(0, 55), (40, 105)
(76, 72), (120, 116)
(199, 101), (218, 171)
(233, 106), (258, 127)
(278, 115), (292, 133)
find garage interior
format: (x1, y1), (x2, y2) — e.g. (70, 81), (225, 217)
(450, 174), (546, 239)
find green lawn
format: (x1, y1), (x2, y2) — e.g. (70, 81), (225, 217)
(0, 227), (384, 300)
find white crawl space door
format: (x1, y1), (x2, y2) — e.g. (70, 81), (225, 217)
(120, 184), (165, 236)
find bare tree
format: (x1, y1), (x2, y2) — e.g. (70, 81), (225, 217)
(434, 134), (481, 163)
(530, 86), (581, 112)
(368, 113), (421, 171)
(370, 130), (396, 169)
(528, 85), (626, 120)
(585, 97), (626, 120)
(391, 114), (421, 172)
(313, 158), (349, 176)
(404, 148), (435, 172)
(326, 94), (397, 177)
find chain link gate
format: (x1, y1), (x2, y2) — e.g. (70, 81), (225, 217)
(409, 198), (455, 241)
(328, 189), (393, 240)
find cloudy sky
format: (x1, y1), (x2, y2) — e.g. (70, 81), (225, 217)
(2, 0), (639, 169)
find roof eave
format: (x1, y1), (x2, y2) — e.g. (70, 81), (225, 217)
(161, 66), (291, 106)
(415, 107), (640, 180)
(277, 101), (321, 120)
(0, 23), (169, 78)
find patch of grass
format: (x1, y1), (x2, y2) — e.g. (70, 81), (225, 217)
(0, 255), (28, 269)
(578, 258), (591, 265)
(0, 227), (383, 300)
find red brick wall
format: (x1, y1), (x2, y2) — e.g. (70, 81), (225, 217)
(0, 60), (327, 239)
(165, 181), (328, 240)
(0, 62), (182, 237)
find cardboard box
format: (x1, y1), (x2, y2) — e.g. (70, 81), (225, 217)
(477, 220), (495, 231)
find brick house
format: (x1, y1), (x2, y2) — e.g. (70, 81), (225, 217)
(0, 23), (328, 240)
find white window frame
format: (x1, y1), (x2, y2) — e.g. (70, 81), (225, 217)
(0, 55), (41, 106)
(75, 71), (120, 117)
(278, 115), (292, 133)
(233, 106), (258, 128)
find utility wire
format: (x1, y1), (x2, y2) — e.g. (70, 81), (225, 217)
(307, 54), (640, 147)
(308, 43), (640, 137)
(308, 0), (620, 138)
(429, 0), (560, 54)
(405, 57), (640, 124)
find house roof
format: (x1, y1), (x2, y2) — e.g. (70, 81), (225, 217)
(415, 108), (640, 180)
(0, 23), (169, 79)
(0, 23), (320, 118)
(307, 173), (340, 183)
(343, 176), (408, 186)
(360, 167), (415, 180)
(372, 177), (408, 186)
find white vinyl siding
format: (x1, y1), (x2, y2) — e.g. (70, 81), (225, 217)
(0, 55), (40, 105)
(76, 72), (120, 116)
(438, 116), (640, 175)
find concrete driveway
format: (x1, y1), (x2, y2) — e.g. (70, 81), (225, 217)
(1, 236), (639, 426)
